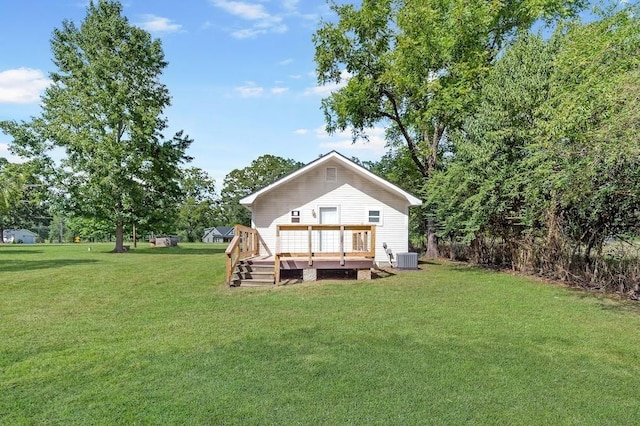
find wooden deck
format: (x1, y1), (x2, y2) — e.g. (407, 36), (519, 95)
(225, 224), (376, 286)
(251, 255), (374, 270)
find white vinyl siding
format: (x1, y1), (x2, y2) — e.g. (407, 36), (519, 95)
(251, 159), (411, 264)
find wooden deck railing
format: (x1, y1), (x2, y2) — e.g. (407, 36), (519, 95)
(275, 224), (376, 283)
(225, 225), (259, 285)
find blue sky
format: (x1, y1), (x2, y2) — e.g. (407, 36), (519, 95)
(0, 0), (386, 186)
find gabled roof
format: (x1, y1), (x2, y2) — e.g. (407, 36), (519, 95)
(216, 226), (234, 236)
(240, 151), (422, 207)
(3, 229), (37, 236)
(203, 226), (235, 238)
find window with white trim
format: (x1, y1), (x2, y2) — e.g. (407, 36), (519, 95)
(366, 208), (383, 225)
(325, 167), (337, 182)
(291, 210), (300, 223)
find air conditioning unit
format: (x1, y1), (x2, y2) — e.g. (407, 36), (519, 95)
(396, 252), (418, 270)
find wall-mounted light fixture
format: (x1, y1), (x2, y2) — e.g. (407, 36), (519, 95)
(312, 209), (316, 218)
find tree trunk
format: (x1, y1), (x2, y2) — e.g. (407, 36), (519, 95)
(425, 218), (439, 259)
(113, 221), (125, 253)
(0, 225), (4, 244)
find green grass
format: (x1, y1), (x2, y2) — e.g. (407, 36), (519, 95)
(2, 243), (640, 425)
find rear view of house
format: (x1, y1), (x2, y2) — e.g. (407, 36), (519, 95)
(226, 151), (422, 286)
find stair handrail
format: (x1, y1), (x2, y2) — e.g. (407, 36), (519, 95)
(225, 225), (259, 285)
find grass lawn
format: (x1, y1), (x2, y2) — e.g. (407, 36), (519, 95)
(1, 243), (640, 425)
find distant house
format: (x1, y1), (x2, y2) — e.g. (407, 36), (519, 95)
(202, 226), (235, 243)
(3, 229), (38, 244)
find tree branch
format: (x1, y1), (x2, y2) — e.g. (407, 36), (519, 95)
(379, 88), (429, 178)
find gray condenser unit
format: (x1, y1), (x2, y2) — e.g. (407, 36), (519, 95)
(396, 252), (418, 270)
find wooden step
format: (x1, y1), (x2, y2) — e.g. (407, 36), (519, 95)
(232, 259), (275, 287)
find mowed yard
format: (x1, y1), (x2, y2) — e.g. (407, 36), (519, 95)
(1, 243), (640, 425)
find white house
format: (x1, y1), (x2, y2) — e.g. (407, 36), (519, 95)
(3, 229), (38, 244)
(239, 151), (422, 267)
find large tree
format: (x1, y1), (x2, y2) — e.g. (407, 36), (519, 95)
(313, 0), (586, 257)
(0, 0), (191, 252)
(427, 6), (640, 286)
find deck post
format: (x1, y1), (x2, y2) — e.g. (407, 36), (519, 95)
(370, 227), (376, 259)
(275, 227), (281, 284)
(307, 225), (313, 266)
(340, 225), (345, 266)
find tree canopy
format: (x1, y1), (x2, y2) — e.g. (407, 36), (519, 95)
(313, 0), (586, 257)
(0, 0), (192, 252)
(425, 6), (640, 290)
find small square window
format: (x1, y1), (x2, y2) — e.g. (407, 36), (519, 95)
(291, 210), (300, 223)
(326, 167), (337, 182)
(368, 210), (381, 223)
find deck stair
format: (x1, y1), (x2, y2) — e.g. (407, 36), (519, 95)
(231, 258), (275, 287)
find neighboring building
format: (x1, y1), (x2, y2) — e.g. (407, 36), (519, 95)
(202, 226), (235, 243)
(2, 229), (38, 244)
(239, 151), (422, 266)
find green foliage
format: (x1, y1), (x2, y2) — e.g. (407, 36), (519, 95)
(428, 6), (640, 273)
(0, 0), (192, 252)
(314, 0), (586, 178)
(314, 0), (586, 258)
(66, 216), (114, 242)
(428, 34), (555, 243)
(220, 155), (303, 226)
(0, 158), (51, 236)
(177, 167), (218, 242)
(532, 9), (640, 254)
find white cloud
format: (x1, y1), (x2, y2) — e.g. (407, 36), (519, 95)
(294, 128), (308, 135)
(304, 70), (350, 97)
(136, 14), (182, 34)
(0, 68), (50, 104)
(235, 82), (264, 97)
(271, 87), (289, 95)
(279, 58), (294, 66)
(211, 0), (288, 38)
(282, 0), (299, 12)
(315, 125), (387, 157)
(212, 0), (270, 20)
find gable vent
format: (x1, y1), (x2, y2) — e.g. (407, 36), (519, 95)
(326, 167), (337, 182)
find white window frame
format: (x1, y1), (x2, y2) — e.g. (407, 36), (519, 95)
(366, 207), (383, 226)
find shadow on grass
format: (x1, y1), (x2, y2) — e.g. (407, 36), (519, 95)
(418, 259), (442, 266)
(129, 246), (227, 256)
(0, 259), (101, 273)
(566, 288), (640, 315)
(0, 249), (44, 255)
